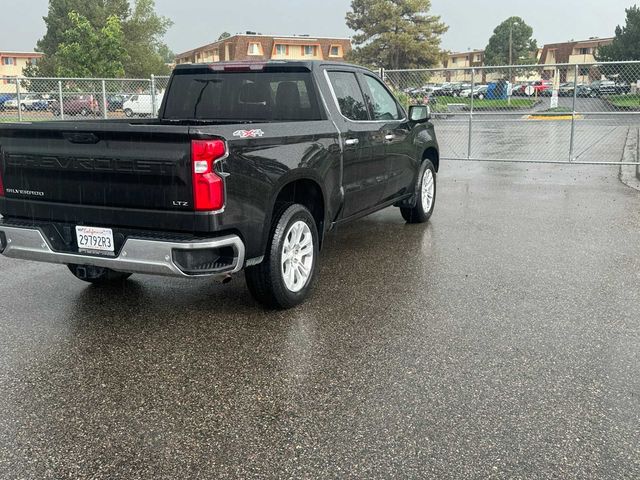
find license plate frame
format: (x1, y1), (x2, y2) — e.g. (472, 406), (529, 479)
(75, 226), (115, 253)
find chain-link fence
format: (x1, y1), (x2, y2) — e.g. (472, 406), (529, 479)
(384, 61), (640, 165)
(0, 75), (170, 122)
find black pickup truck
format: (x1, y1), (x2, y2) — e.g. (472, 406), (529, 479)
(0, 61), (439, 309)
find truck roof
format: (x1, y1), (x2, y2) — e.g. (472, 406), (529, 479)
(173, 60), (374, 74)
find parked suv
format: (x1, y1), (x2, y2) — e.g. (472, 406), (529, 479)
(50, 95), (100, 116)
(589, 80), (631, 97)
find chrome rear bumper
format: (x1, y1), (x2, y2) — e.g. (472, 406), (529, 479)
(0, 225), (245, 278)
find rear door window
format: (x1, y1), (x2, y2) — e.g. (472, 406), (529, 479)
(327, 71), (369, 121)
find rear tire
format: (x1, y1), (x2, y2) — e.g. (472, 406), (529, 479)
(67, 264), (132, 285)
(245, 203), (319, 309)
(401, 159), (437, 224)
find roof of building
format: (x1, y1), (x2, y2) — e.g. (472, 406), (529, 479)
(176, 33), (351, 58)
(448, 50), (484, 56)
(0, 51), (44, 56)
(543, 37), (614, 47)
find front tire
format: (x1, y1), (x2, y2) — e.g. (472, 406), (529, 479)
(401, 160), (437, 224)
(67, 264), (132, 284)
(124, 108), (134, 118)
(245, 203), (319, 309)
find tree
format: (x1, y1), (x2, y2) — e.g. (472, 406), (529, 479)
(121, 0), (173, 77)
(55, 11), (127, 78)
(35, 0), (129, 76)
(346, 0), (448, 70)
(484, 17), (537, 67)
(32, 0), (172, 77)
(595, 5), (640, 82)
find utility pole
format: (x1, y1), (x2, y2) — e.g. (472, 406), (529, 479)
(509, 22), (513, 66)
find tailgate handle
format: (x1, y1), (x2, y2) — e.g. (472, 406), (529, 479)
(64, 132), (100, 144)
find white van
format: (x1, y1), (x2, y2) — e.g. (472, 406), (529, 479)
(123, 93), (164, 117)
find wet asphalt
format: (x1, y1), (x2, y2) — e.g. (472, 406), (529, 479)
(0, 160), (639, 479)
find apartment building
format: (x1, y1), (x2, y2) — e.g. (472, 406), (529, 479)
(538, 37), (613, 83)
(176, 33), (352, 65)
(0, 50), (43, 92)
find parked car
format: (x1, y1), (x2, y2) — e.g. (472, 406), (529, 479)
(558, 84), (593, 98)
(450, 83), (471, 97)
(4, 94), (50, 112)
(575, 85), (593, 97)
(0, 60), (440, 309)
(0, 94), (16, 112)
(460, 85), (488, 99)
(530, 80), (552, 95)
(107, 94), (128, 112)
(122, 93), (164, 117)
(511, 82), (534, 97)
(50, 95), (100, 116)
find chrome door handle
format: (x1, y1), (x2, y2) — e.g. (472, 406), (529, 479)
(345, 138), (359, 146)
(385, 134), (395, 141)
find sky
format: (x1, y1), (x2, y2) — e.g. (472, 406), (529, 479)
(0, 0), (633, 55)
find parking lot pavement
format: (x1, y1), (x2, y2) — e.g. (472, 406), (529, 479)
(0, 161), (639, 479)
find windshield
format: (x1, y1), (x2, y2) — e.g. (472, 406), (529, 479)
(163, 70), (323, 122)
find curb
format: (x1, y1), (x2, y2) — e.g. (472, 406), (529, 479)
(636, 128), (640, 182)
(619, 126), (640, 191)
(526, 115), (583, 121)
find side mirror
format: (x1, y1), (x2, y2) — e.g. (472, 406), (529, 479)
(409, 105), (431, 123)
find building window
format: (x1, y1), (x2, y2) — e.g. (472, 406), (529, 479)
(303, 45), (317, 57)
(450, 57), (457, 64)
(475, 54), (482, 62)
(248, 43), (262, 55)
(578, 47), (591, 55)
(2, 57), (14, 65)
(329, 45), (342, 57)
(275, 44), (287, 56)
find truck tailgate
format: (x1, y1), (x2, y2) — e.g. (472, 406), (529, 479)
(0, 121), (194, 212)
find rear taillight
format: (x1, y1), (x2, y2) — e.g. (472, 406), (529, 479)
(191, 139), (226, 211)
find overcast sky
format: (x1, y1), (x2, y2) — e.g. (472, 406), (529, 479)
(0, 0), (633, 54)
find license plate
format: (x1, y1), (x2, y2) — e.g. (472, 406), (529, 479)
(76, 226), (115, 253)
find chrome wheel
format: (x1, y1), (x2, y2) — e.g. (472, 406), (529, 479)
(421, 169), (435, 212)
(281, 220), (314, 293)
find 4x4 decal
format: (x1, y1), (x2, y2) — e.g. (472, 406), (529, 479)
(233, 129), (265, 138)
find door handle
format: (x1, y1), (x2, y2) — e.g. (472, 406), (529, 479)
(385, 134), (395, 142)
(345, 138), (359, 146)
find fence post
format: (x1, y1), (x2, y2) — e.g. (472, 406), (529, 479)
(569, 64), (579, 162)
(150, 74), (157, 117)
(379, 67), (385, 81)
(58, 80), (65, 120)
(16, 78), (22, 122)
(467, 68), (474, 160)
(101, 80), (108, 119)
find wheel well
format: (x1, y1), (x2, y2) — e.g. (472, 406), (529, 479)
(423, 147), (439, 172)
(274, 179), (325, 243)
